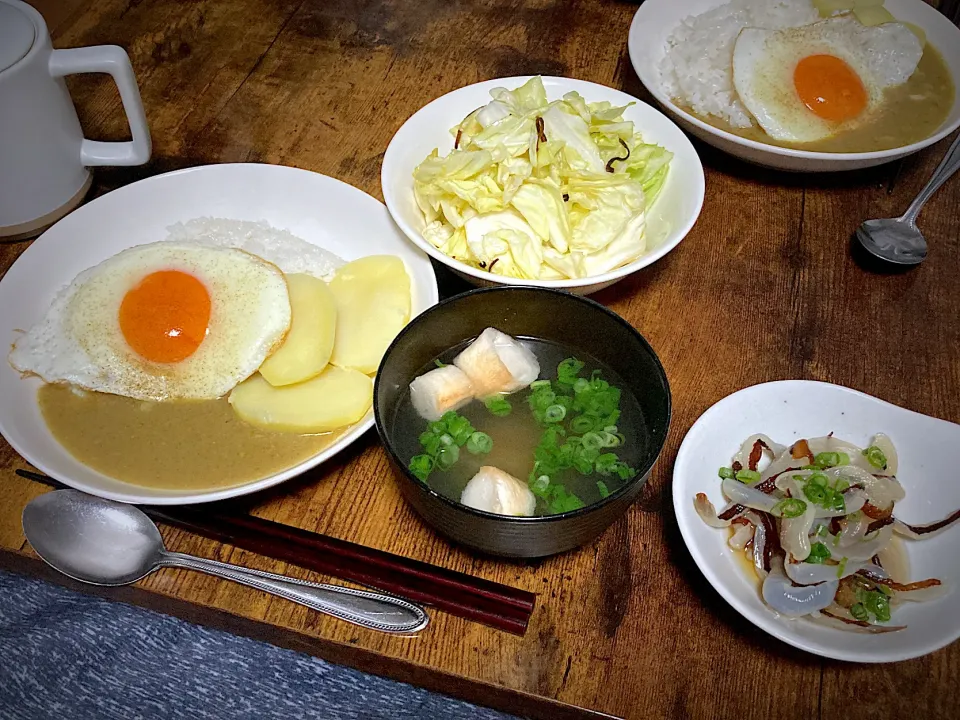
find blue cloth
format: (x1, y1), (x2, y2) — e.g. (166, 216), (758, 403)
(0, 569), (516, 720)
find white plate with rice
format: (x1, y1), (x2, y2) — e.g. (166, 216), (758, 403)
(0, 163), (439, 504)
(629, 0), (960, 171)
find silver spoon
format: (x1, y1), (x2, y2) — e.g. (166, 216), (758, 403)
(22, 489), (429, 634)
(856, 132), (960, 266)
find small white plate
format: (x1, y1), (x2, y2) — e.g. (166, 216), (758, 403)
(0, 163), (439, 505)
(381, 75), (704, 295)
(673, 380), (960, 662)
(629, 0), (960, 172)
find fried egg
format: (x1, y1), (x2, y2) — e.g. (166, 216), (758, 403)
(9, 242), (291, 401)
(732, 16), (923, 143)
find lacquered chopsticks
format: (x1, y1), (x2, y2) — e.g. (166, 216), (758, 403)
(15, 469), (536, 635)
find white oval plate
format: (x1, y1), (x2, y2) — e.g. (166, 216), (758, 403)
(0, 163), (439, 505)
(673, 380), (960, 662)
(382, 75), (704, 295)
(629, 0), (960, 172)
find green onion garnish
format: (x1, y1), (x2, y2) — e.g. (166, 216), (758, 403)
(466, 432), (493, 455)
(808, 472), (828, 487)
(836, 557), (848, 578)
(773, 498), (807, 518)
(814, 451), (842, 467)
(483, 395), (512, 417)
(409, 454), (434, 482)
(850, 603), (869, 622)
(803, 483), (827, 505)
(544, 404), (567, 423)
(718, 467), (735, 480)
(436, 444), (460, 470)
(597, 480), (611, 498)
(862, 445), (887, 470)
(735, 469), (761, 484)
(434, 359), (447, 368)
(556, 357), (585, 386)
(806, 542), (831, 564)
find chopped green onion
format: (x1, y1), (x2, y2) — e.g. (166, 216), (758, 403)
(436, 444), (460, 470)
(862, 445), (887, 470)
(570, 415), (596, 434)
(581, 432), (603, 451)
(834, 478), (850, 492)
(597, 480), (611, 498)
(409, 454), (434, 482)
(557, 357), (585, 386)
(814, 451), (844, 467)
(865, 590), (891, 622)
(850, 603), (869, 622)
(544, 404), (567, 423)
(735, 469), (761, 484)
(808, 472), (828, 487)
(603, 425), (618, 434)
(803, 483), (827, 505)
(718, 467), (736, 480)
(836, 557), (848, 578)
(594, 453), (619, 475)
(837, 452), (850, 465)
(433, 359), (447, 368)
(531, 475), (550, 493)
(807, 542), (832, 564)
(484, 395), (512, 417)
(530, 380), (552, 390)
(773, 498), (807, 518)
(466, 432), (493, 455)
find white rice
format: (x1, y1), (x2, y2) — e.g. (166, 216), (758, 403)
(165, 218), (344, 280)
(660, 0), (820, 127)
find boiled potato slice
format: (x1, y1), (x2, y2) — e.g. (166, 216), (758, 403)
(229, 366), (372, 433)
(853, 5), (895, 25)
(259, 274), (337, 387)
(329, 255), (411, 374)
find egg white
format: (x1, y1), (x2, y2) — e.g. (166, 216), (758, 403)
(9, 242), (291, 401)
(732, 15), (923, 143)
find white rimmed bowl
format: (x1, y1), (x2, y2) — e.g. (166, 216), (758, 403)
(381, 76), (705, 295)
(673, 380), (960, 662)
(0, 163), (439, 505)
(629, 0), (960, 172)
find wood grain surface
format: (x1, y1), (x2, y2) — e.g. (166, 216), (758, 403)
(3, 1), (959, 718)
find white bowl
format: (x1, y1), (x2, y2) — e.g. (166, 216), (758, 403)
(0, 163), (439, 505)
(629, 0), (960, 172)
(673, 380), (960, 662)
(381, 76), (705, 295)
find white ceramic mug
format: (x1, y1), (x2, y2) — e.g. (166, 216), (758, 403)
(0, 0), (151, 240)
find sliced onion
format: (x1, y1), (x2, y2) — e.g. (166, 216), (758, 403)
(871, 433), (898, 475)
(785, 558), (867, 585)
(729, 520), (755, 550)
(826, 466), (905, 510)
(762, 556), (838, 617)
(695, 493), (733, 528)
(779, 484), (817, 562)
(721, 478), (778, 513)
(876, 537), (910, 583)
(838, 524), (894, 561)
(837, 512), (870, 548)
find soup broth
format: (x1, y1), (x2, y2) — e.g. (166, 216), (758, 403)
(392, 339), (647, 515)
(685, 46), (955, 153)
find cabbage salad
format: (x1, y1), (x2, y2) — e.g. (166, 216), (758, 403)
(412, 77), (672, 280)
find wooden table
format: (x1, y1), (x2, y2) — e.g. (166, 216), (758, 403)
(3, 1), (959, 718)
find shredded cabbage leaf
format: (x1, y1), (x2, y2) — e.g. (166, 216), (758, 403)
(413, 77), (672, 280)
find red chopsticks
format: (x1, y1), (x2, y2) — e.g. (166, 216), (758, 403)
(15, 470), (536, 635)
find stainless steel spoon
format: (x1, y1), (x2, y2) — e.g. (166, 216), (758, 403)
(856, 133), (960, 266)
(22, 489), (429, 634)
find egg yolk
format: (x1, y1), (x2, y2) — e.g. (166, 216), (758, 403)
(794, 54), (868, 122)
(119, 270), (211, 363)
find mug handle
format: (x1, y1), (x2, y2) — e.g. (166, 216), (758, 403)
(48, 46), (152, 167)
